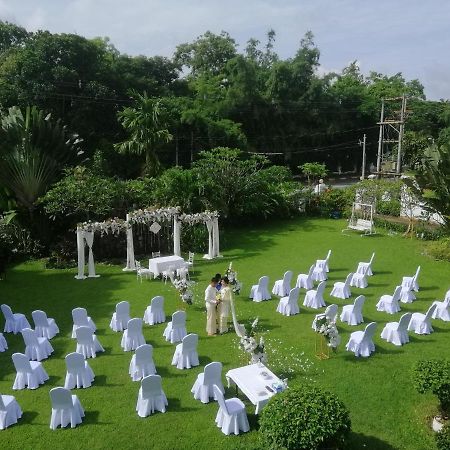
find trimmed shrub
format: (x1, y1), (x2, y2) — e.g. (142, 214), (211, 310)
(259, 385), (351, 450)
(424, 238), (450, 262)
(436, 423), (450, 450)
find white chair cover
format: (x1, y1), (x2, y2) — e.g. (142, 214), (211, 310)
(71, 307), (96, 338)
(163, 311), (187, 344)
(172, 333), (199, 369)
(213, 385), (249, 435)
(272, 271), (293, 297)
(432, 292), (450, 321)
(376, 286), (402, 314)
(143, 296), (165, 325)
(401, 266), (421, 292)
(21, 328), (54, 361)
(109, 301), (131, 332)
(400, 284), (416, 303)
(136, 375), (168, 417)
(0, 333), (7, 352)
(32, 310), (59, 339)
(312, 264), (327, 282)
(312, 304), (338, 329)
(121, 318), (146, 351)
(75, 326), (104, 359)
(191, 362), (224, 404)
(1, 304), (30, 334)
(49, 387), (84, 429)
(340, 295), (365, 325)
(350, 268), (368, 288)
(249, 276), (271, 302)
(129, 344), (156, 381)
(303, 281), (326, 309)
(346, 322), (377, 357)
(381, 313), (412, 346)
(316, 250), (331, 272)
(296, 265), (314, 289)
(408, 304), (436, 335)
(330, 273), (353, 299)
(356, 252), (375, 276)
(12, 352), (49, 390)
(0, 394), (22, 430)
(276, 287), (300, 316)
(64, 352), (95, 389)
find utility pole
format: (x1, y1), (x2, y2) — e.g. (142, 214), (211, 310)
(376, 100), (384, 175)
(175, 135), (179, 166)
(359, 133), (367, 179)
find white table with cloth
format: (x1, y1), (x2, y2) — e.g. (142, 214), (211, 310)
(148, 255), (186, 277)
(225, 363), (282, 414)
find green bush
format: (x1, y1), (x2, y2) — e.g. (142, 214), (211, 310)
(259, 385), (351, 450)
(436, 423), (450, 450)
(316, 188), (351, 217)
(413, 360), (450, 413)
(424, 238), (450, 262)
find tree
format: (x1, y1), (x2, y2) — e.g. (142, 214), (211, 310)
(115, 91), (173, 176)
(0, 105), (83, 219)
(300, 162), (327, 185)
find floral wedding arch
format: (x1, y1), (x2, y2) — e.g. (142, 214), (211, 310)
(75, 207), (221, 280)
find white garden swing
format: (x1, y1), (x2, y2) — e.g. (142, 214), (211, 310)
(75, 207), (221, 280)
(342, 202), (375, 236)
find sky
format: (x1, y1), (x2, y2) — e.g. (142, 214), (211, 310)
(1, 0), (449, 100)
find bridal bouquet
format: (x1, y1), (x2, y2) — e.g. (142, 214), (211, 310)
(225, 262), (242, 294)
(173, 278), (195, 305)
(239, 318), (267, 364)
(312, 315), (341, 348)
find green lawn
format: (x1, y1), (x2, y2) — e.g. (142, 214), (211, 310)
(0, 218), (449, 450)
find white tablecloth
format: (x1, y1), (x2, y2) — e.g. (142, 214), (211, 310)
(149, 255), (186, 276)
(226, 363), (281, 414)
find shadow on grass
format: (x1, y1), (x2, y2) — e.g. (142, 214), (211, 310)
(167, 397), (197, 413)
(83, 410), (112, 425)
(349, 432), (397, 449)
(20, 410), (39, 425)
(94, 374), (122, 387)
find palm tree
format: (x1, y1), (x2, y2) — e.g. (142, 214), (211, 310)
(115, 92), (173, 176)
(0, 106), (83, 219)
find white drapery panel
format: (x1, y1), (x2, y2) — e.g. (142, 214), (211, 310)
(173, 217), (181, 257)
(75, 228), (86, 280)
(124, 215), (136, 271)
(204, 219), (214, 259)
(84, 231), (99, 278)
(212, 217), (221, 258)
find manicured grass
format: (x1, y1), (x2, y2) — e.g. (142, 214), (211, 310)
(0, 217), (449, 450)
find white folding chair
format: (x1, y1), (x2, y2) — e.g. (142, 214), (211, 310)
(330, 273), (353, 299)
(376, 286), (402, 314)
(303, 281), (326, 309)
(163, 311), (187, 344)
(0, 394), (22, 430)
(316, 250), (331, 272)
(402, 266), (421, 292)
(75, 326), (104, 359)
(31, 310), (59, 339)
(71, 307), (96, 338)
(172, 333), (199, 370)
(110, 301), (131, 332)
(350, 265), (369, 288)
(21, 328), (54, 361)
(272, 271), (293, 297)
(162, 266), (176, 284)
(144, 296), (165, 325)
(129, 344), (156, 381)
(49, 387), (84, 429)
(276, 287), (300, 316)
(1, 304), (30, 334)
(356, 252), (375, 276)
(136, 375), (168, 417)
(12, 352), (49, 390)
(408, 304), (437, 335)
(296, 265), (314, 289)
(191, 362), (224, 404)
(432, 290), (450, 322)
(312, 304), (338, 330)
(381, 313), (412, 346)
(0, 333), (8, 352)
(151, 251), (161, 259)
(121, 318), (146, 351)
(340, 295), (365, 325)
(64, 352), (95, 389)
(249, 276), (271, 302)
(136, 260), (153, 282)
(345, 322), (377, 357)
(177, 266), (189, 280)
(213, 385), (249, 435)
(187, 252), (195, 267)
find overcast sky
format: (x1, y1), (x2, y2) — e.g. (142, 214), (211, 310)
(1, 0), (449, 100)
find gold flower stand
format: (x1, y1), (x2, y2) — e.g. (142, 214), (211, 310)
(315, 334), (330, 360)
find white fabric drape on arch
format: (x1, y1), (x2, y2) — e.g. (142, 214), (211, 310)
(203, 219), (214, 259)
(212, 217), (221, 258)
(75, 228), (86, 280)
(173, 217), (181, 257)
(123, 214), (136, 271)
(84, 231), (99, 278)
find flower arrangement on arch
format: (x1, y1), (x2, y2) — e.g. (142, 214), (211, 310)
(312, 315), (341, 349)
(239, 318), (267, 364)
(173, 278), (196, 305)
